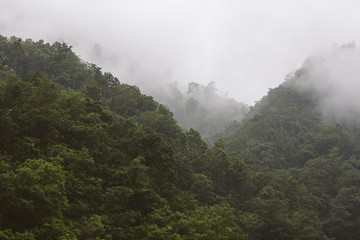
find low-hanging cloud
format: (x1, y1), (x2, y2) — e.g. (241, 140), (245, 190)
(2, 0), (360, 104)
(293, 44), (360, 123)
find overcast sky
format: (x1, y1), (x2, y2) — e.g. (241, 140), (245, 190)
(1, 0), (360, 104)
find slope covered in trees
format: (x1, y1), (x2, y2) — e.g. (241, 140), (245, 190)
(149, 81), (249, 145)
(222, 45), (360, 239)
(1, 35), (357, 239)
(0, 35), (250, 239)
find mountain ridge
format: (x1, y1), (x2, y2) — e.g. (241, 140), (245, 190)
(1, 34), (360, 239)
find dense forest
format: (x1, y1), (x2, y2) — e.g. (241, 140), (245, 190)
(150, 81), (249, 144)
(1, 35), (360, 240)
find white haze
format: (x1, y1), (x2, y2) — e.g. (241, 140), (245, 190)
(294, 44), (360, 121)
(2, 0), (360, 105)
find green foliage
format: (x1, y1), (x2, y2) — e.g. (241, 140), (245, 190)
(224, 84), (323, 169)
(220, 69), (360, 239)
(133, 204), (247, 240)
(3, 34), (360, 240)
(190, 174), (215, 205)
(0, 67), (180, 238)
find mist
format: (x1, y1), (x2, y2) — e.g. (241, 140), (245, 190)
(2, 0), (360, 104)
(292, 43), (360, 124)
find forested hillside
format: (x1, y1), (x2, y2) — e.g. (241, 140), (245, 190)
(223, 45), (360, 239)
(151, 81), (248, 144)
(1, 35), (359, 240)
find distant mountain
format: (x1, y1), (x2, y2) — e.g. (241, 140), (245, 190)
(150, 81), (249, 145)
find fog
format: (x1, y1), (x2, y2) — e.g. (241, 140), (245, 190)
(2, 0), (360, 105)
(293, 44), (360, 123)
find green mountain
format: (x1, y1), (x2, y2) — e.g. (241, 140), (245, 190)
(222, 45), (360, 239)
(223, 45), (360, 170)
(2, 35), (359, 239)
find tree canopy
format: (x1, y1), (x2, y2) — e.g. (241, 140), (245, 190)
(1, 35), (359, 239)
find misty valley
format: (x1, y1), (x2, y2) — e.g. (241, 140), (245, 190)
(2, 35), (360, 240)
